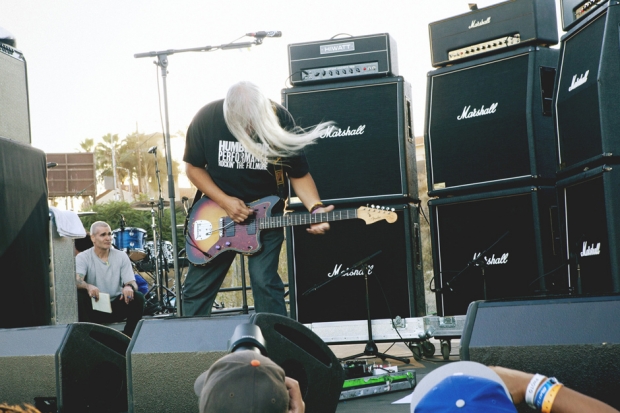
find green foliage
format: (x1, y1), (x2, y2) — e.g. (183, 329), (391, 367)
(80, 201), (186, 249)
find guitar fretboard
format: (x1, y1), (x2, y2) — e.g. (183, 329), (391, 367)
(259, 209), (359, 229)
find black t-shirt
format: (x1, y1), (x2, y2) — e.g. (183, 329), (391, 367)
(183, 99), (309, 202)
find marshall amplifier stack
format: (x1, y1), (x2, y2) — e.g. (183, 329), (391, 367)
(425, 0), (565, 316)
(283, 34), (425, 325)
(554, 0), (620, 298)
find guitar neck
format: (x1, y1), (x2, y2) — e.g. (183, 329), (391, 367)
(259, 209), (358, 229)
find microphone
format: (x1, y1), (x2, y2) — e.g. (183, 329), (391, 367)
(147, 146), (157, 154)
(246, 31), (282, 38)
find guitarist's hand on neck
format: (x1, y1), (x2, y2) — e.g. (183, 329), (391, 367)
(306, 204), (334, 235)
(221, 195), (255, 223)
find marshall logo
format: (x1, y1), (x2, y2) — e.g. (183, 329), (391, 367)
(568, 70), (589, 92)
(319, 125), (366, 138)
(472, 252), (509, 265)
(580, 241), (601, 257)
(328, 263), (374, 278)
(469, 17), (491, 29)
(457, 103), (498, 120)
(320, 42), (355, 55)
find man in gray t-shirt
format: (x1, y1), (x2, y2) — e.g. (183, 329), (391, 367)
(76, 221), (145, 337)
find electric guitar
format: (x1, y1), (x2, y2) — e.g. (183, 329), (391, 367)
(185, 195), (397, 265)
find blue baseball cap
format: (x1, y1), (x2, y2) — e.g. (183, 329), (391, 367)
(410, 361), (517, 413)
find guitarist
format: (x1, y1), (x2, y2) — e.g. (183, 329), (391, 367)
(182, 81), (335, 317)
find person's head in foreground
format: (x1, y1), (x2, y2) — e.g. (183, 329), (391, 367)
(410, 361), (517, 413)
(195, 350), (289, 413)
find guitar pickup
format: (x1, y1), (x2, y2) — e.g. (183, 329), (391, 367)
(246, 217), (257, 235)
(220, 217), (235, 237)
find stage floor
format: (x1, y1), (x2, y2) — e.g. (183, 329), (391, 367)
(332, 339), (460, 412)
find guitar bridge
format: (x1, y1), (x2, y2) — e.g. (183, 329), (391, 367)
(220, 217), (235, 237)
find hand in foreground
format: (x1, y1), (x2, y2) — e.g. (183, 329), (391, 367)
(285, 377), (305, 413)
(307, 204), (334, 235)
(222, 196), (254, 223)
(120, 285), (134, 304)
(489, 365), (532, 404)
(87, 285), (100, 301)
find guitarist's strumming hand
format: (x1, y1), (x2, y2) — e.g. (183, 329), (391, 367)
(307, 204), (335, 235)
(221, 195), (254, 223)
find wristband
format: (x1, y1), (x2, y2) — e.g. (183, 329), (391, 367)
(525, 374), (547, 409)
(541, 383), (563, 413)
(124, 284), (136, 292)
(310, 202), (325, 214)
(534, 377), (558, 411)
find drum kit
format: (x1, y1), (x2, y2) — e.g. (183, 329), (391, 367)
(112, 210), (186, 316)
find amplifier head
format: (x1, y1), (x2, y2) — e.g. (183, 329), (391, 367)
(561, 0), (609, 30)
(429, 0), (558, 67)
(288, 33), (398, 85)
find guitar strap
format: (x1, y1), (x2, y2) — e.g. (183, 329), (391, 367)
(185, 159), (289, 235)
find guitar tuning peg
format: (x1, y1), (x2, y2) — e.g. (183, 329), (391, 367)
(391, 208), (395, 212)
(371, 204), (376, 209)
(381, 206), (386, 210)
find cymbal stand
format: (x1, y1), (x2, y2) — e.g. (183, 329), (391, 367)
(144, 148), (176, 313)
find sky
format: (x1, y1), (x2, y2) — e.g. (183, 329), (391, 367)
(2, 0), (563, 161)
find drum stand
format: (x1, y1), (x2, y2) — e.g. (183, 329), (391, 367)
(144, 150), (176, 314)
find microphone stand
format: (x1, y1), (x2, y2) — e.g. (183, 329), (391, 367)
(304, 251), (409, 364)
(135, 37), (263, 316)
(440, 231), (510, 299)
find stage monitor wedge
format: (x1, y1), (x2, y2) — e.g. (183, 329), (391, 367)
(555, 1), (620, 175)
(425, 46), (558, 196)
(282, 76), (417, 206)
(461, 295), (620, 410)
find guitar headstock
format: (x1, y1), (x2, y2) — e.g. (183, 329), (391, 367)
(356, 205), (398, 225)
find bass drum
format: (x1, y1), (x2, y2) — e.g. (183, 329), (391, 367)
(144, 241), (174, 265)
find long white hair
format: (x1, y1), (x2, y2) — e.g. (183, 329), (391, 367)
(223, 81), (334, 162)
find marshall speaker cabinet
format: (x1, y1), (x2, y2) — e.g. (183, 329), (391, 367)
(286, 202), (424, 324)
(425, 46), (559, 196)
(429, 186), (564, 316)
(282, 76), (417, 206)
(0, 43), (31, 144)
(557, 165), (620, 294)
(429, 0), (558, 67)
(555, 1), (620, 175)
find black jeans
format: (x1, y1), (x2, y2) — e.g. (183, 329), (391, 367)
(77, 289), (145, 337)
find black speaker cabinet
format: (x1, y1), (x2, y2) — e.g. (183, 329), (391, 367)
(57, 323), (131, 413)
(555, 2), (620, 175)
(287, 202), (424, 324)
(557, 165), (620, 294)
(0, 137), (50, 328)
(429, 186), (564, 316)
(425, 46), (559, 196)
(281, 76), (417, 206)
(461, 295), (620, 411)
(127, 314), (343, 413)
(0, 43), (31, 144)
(251, 313), (344, 413)
(127, 315), (250, 413)
(0, 325), (68, 407)
(0, 323), (129, 412)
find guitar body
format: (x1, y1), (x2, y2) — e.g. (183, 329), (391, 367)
(185, 195), (397, 266)
(185, 196), (280, 266)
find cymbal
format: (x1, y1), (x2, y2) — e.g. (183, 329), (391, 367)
(77, 211), (97, 216)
